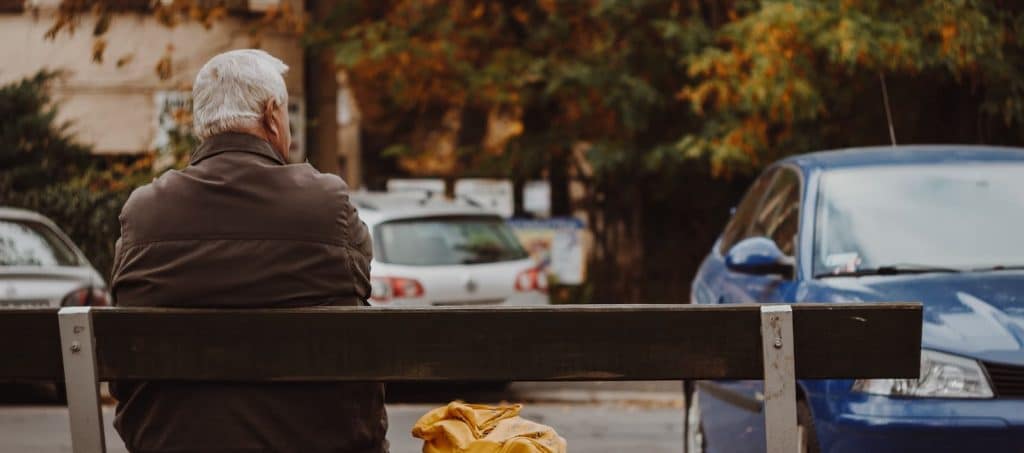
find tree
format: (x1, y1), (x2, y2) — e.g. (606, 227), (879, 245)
(321, 1), (705, 171)
(678, 0), (1024, 175)
(43, 0), (1024, 174)
(317, 0), (721, 301)
(0, 71), (93, 192)
(320, 0), (1024, 302)
(44, 0), (303, 75)
(0, 72), (137, 276)
(31, 0), (1024, 303)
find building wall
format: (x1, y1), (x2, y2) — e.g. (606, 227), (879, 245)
(0, 12), (303, 155)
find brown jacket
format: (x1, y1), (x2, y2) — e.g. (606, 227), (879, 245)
(110, 132), (387, 453)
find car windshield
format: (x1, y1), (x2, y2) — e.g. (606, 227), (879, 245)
(814, 163), (1024, 276)
(0, 219), (79, 267)
(376, 216), (528, 266)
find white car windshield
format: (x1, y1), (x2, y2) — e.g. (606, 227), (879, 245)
(376, 216), (528, 266)
(814, 163), (1024, 276)
(0, 220), (78, 267)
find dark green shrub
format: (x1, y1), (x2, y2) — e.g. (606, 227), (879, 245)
(0, 71), (94, 192)
(1, 71), (142, 279)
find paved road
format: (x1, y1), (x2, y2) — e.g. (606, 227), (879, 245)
(0, 382), (685, 453)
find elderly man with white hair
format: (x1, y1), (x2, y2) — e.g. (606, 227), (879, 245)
(109, 49), (388, 453)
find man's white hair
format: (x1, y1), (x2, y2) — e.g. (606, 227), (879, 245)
(192, 49), (289, 140)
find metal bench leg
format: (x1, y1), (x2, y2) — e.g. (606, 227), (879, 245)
(59, 307), (106, 453)
(761, 305), (797, 453)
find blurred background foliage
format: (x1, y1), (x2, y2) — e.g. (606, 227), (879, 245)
(318, 0), (1024, 302)
(679, 0), (1024, 175)
(322, 0), (1024, 177)
(0, 72), (191, 276)
(1, 71), (131, 275)
(5, 0), (1024, 301)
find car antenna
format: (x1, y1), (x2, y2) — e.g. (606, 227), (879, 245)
(879, 71), (897, 147)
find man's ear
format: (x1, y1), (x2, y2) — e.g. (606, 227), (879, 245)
(263, 99), (280, 138)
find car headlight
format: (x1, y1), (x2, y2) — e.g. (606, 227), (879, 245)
(852, 349), (993, 399)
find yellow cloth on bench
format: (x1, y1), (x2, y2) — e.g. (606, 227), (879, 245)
(412, 402), (567, 453)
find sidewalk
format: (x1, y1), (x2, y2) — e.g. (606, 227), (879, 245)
(0, 381), (686, 452)
(507, 381), (684, 406)
(386, 380), (685, 407)
(0, 402), (685, 453)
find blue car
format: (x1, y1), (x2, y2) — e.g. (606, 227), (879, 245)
(688, 145), (1024, 453)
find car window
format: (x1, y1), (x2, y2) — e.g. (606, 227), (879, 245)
(814, 163), (1024, 275)
(749, 168), (800, 256)
(719, 169), (776, 253)
(0, 220), (79, 267)
(376, 216), (529, 266)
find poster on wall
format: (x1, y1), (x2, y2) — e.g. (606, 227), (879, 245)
(522, 181), (551, 218)
(508, 217), (586, 285)
(151, 91), (193, 170)
(152, 90), (192, 152)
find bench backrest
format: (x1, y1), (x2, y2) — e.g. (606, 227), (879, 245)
(0, 303), (923, 453)
(1, 304), (921, 381)
(0, 309), (63, 380)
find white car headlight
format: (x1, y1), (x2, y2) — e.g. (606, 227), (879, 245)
(852, 349), (994, 399)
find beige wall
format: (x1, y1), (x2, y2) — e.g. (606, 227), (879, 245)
(0, 12), (303, 154)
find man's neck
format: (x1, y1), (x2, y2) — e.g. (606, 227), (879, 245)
(226, 128), (286, 161)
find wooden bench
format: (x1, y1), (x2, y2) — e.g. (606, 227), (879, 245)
(1, 303), (922, 453)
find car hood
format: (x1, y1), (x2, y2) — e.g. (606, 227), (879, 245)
(804, 271), (1024, 366)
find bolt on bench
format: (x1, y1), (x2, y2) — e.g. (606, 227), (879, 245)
(0, 303), (922, 453)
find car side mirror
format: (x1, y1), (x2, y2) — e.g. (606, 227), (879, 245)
(725, 237), (794, 278)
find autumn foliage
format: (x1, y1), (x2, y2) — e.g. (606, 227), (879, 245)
(32, 0), (1024, 302)
(43, 0), (1024, 177)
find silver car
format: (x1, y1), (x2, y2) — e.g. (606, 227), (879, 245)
(0, 207), (108, 309)
(352, 192), (548, 307)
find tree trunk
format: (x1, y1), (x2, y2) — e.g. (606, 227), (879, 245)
(304, 0), (341, 176)
(586, 178), (645, 304)
(624, 189), (645, 303)
(549, 148), (571, 216)
(512, 177), (526, 217)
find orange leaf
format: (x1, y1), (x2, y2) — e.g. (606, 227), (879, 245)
(91, 38), (106, 63)
(116, 53), (134, 68)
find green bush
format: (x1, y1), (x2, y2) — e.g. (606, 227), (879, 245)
(0, 71), (143, 280)
(3, 187), (130, 280)
(0, 71), (93, 192)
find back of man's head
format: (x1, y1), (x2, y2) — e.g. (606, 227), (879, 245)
(192, 49), (289, 141)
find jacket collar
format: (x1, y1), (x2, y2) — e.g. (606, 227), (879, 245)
(190, 132), (286, 166)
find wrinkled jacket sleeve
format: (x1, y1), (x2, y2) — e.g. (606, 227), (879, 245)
(109, 199), (133, 306)
(336, 179), (373, 302)
(110, 237), (123, 302)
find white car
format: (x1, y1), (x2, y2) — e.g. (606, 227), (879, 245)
(0, 207), (108, 309)
(353, 192), (548, 307)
